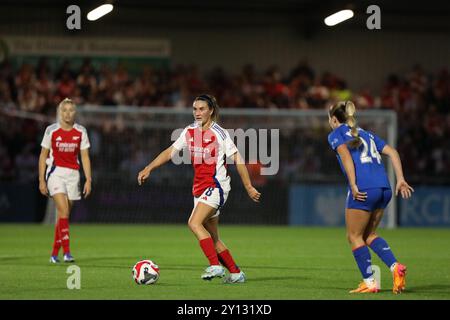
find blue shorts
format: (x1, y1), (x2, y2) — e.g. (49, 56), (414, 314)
(346, 188), (392, 212)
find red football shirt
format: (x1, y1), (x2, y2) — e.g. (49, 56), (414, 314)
(41, 123), (90, 170)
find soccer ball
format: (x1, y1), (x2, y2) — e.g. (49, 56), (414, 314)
(132, 260), (160, 285)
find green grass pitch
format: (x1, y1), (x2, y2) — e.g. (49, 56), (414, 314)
(0, 224), (449, 300)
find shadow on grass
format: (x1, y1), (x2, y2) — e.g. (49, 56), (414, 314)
(248, 276), (309, 282)
(1, 255), (135, 263)
(54, 256), (146, 268)
(406, 284), (450, 295)
(76, 260), (204, 271)
(2, 286), (81, 294)
(0, 256), (42, 262)
(242, 265), (354, 272)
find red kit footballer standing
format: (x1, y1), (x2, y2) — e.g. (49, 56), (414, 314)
(38, 98), (92, 263)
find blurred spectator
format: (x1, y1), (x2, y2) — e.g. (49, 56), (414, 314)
(77, 64), (97, 103)
(56, 71), (76, 100)
(14, 143), (38, 183)
(0, 59), (448, 184)
(0, 143), (14, 180)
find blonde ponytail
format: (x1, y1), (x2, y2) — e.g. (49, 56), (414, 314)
(345, 101), (362, 148)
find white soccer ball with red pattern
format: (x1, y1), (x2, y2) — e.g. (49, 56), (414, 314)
(132, 260), (160, 285)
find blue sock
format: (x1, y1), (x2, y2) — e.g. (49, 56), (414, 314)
(369, 237), (397, 269)
(352, 246), (373, 279)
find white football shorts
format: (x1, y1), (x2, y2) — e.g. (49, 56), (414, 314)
(46, 166), (81, 200)
(193, 186), (229, 219)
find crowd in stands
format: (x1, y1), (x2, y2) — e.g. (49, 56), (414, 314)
(0, 58), (449, 184)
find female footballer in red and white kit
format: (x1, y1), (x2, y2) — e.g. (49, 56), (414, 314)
(138, 94), (261, 283)
(39, 98), (92, 263)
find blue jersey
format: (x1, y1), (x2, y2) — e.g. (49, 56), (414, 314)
(328, 124), (391, 190)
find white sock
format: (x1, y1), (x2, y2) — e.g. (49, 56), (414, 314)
(363, 277), (375, 286)
(390, 262), (397, 273)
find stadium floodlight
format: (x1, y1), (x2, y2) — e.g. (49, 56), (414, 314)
(324, 9), (354, 26)
(87, 4), (114, 21)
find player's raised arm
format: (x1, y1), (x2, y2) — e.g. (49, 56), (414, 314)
(231, 152), (261, 202)
(38, 147), (50, 196)
(336, 144), (367, 202)
(381, 145), (414, 199)
(138, 145), (176, 185)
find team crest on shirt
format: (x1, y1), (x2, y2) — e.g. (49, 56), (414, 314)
(73, 136), (80, 140)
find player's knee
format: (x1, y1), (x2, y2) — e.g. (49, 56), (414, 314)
(214, 239), (225, 251)
(347, 233), (363, 245)
(365, 233), (378, 246)
(210, 234), (219, 244)
(187, 219), (201, 233)
(57, 208), (70, 218)
(346, 233), (352, 244)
